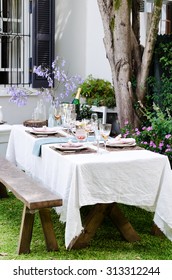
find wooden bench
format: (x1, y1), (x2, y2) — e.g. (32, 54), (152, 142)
(0, 156), (62, 254)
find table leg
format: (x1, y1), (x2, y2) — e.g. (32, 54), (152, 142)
(68, 203), (111, 250)
(109, 203), (141, 242)
(151, 223), (164, 238)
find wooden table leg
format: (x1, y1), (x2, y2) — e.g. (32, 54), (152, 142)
(68, 203), (111, 250)
(151, 223), (164, 238)
(39, 208), (59, 251)
(18, 205), (35, 254)
(109, 203), (141, 242)
(0, 182), (9, 198)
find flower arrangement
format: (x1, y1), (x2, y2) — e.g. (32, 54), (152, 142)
(8, 56), (83, 107)
(121, 102), (172, 167)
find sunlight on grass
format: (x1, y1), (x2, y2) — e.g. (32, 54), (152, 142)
(0, 193), (172, 260)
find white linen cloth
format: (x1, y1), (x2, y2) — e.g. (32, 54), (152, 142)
(6, 125), (172, 248)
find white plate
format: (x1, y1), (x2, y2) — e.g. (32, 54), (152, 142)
(54, 144), (86, 151)
(106, 142), (136, 147)
(30, 128), (58, 135)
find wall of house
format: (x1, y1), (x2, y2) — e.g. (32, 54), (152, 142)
(55, 0), (112, 103)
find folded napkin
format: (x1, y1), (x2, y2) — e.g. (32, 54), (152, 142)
(60, 142), (83, 148)
(106, 137), (136, 146)
(32, 137), (75, 156)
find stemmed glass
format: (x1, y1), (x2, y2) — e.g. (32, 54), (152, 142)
(100, 123), (112, 150)
(94, 127), (101, 154)
(90, 113), (98, 132)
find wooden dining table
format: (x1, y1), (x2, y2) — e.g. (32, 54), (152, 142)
(6, 124), (172, 249)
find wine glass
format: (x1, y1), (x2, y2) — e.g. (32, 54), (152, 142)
(75, 126), (88, 143)
(100, 123), (112, 150)
(54, 107), (61, 125)
(94, 128), (101, 154)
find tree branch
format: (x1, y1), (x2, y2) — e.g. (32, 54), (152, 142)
(137, 0), (163, 101)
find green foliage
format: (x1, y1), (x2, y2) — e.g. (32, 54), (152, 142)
(79, 75), (116, 108)
(79, 104), (92, 119)
(121, 103), (172, 167)
(147, 36), (172, 115)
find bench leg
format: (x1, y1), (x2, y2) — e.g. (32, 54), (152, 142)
(39, 208), (59, 251)
(18, 205), (35, 254)
(0, 182), (9, 198)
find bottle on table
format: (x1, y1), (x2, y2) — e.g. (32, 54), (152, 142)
(72, 87), (81, 120)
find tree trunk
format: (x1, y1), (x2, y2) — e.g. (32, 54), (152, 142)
(97, 0), (163, 129)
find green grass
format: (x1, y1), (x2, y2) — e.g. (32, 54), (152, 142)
(0, 193), (172, 260)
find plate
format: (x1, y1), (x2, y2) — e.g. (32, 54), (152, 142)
(106, 142), (136, 147)
(30, 127), (58, 135)
(53, 143), (86, 151)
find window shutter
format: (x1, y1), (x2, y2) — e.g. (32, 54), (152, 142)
(32, 0), (55, 88)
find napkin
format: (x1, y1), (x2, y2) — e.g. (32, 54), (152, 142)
(60, 142), (83, 148)
(106, 136), (136, 146)
(32, 137), (75, 156)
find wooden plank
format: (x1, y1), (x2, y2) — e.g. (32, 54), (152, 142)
(0, 157), (62, 209)
(68, 203), (111, 250)
(18, 205), (35, 254)
(109, 203), (141, 242)
(39, 208), (59, 251)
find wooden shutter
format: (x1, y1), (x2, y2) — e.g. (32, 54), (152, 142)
(32, 0), (55, 88)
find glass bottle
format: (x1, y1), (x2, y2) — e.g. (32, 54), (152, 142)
(72, 87), (81, 120)
(48, 102), (55, 127)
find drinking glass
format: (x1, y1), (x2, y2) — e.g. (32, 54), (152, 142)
(94, 128), (101, 154)
(100, 123), (112, 150)
(75, 127), (88, 142)
(91, 113), (98, 132)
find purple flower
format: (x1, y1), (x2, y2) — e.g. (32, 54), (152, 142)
(165, 134), (171, 139)
(146, 126), (153, 131)
(149, 141), (156, 148)
(8, 87), (28, 107)
(8, 56), (83, 106)
(158, 141), (164, 150)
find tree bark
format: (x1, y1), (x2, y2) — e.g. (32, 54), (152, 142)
(97, 0), (163, 128)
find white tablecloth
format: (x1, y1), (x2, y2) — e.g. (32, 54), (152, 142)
(6, 125), (172, 248)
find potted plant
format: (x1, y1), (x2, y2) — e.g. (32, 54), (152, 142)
(78, 75), (116, 108)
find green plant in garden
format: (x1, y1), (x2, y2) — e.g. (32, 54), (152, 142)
(79, 104), (92, 119)
(147, 37), (172, 115)
(78, 75), (116, 108)
(121, 102), (172, 167)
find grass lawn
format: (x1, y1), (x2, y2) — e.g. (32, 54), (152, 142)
(0, 193), (172, 260)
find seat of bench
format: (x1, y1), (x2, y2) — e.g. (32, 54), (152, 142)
(0, 156), (63, 254)
(0, 157), (62, 210)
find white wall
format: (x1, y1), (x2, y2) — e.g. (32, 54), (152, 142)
(0, 95), (39, 125)
(55, 0), (112, 89)
(85, 0), (112, 81)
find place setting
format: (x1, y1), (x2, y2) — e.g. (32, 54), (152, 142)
(25, 126), (67, 138)
(51, 123), (97, 155)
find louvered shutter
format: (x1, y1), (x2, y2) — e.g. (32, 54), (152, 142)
(32, 0), (55, 88)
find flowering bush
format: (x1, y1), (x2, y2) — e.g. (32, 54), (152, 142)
(121, 103), (172, 167)
(8, 56), (83, 107)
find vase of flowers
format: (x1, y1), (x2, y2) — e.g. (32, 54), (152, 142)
(8, 56), (83, 109)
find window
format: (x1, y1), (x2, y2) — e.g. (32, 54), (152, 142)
(0, 0), (54, 88)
